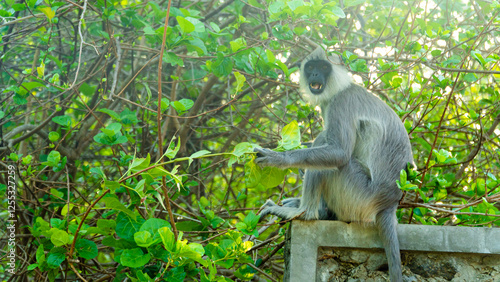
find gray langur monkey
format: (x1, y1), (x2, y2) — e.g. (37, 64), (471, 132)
(254, 47), (414, 282)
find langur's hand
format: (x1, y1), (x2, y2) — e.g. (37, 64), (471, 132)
(253, 148), (287, 168)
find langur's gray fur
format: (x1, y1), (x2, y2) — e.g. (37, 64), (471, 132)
(254, 47), (414, 282)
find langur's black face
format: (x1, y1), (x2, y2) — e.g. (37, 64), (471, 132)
(303, 59), (332, 95)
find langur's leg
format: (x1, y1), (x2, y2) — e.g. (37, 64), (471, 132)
(260, 170), (333, 220)
(299, 169), (334, 220)
(282, 198), (300, 207)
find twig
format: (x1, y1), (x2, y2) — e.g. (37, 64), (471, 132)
(400, 202), (500, 217)
(109, 37), (121, 98)
(157, 0), (178, 241)
(70, 0), (88, 88)
(68, 189), (110, 275)
(246, 263), (278, 282)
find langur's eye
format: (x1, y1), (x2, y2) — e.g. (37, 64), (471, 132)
(322, 65), (328, 70)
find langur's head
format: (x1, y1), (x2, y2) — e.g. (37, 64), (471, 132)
(299, 47), (352, 105)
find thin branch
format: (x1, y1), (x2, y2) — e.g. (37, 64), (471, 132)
(157, 0), (178, 241)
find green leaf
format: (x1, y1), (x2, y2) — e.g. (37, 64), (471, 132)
(43, 151), (61, 167)
(48, 131), (60, 142)
(400, 169), (408, 185)
(47, 248), (66, 268)
(52, 115), (71, 128)
(344, 0), (365, 7)
(36, 245), (46, 264)
(165, 267), (187, 282)
(190, 150), (211, 159)
(115, 212), (143, 240)
(229, 142), (259, 167)
(288, 0), (305, 11)
(210, 53), (233, 77)
(245, 161), (262, 188)
(234, 264), (255, 280)
(442, 55), (461, 67)
(165, 138), (181, 160)
(101, 123), (122, 137)
(244, 211), (260, 228)
(96, 219), (116, 235)
(13, 94), (28, 105)
(130, 154), (151, 172)
(230, 38), (246, 53)
(161, 97), (170, 112)
(79, 82), (95, 96)
(260, 167), (286, 189)
(187, 37), (208, 55)
(471, 50), (486, 66)
(158, 226), (176, 252)
(433, 188), (447, 200)
(140, 218), (171, 236)
(176, 221), (203, 232)
(121, 248), (151, 268)
(102, 197), (136, 220)
(232, 142), (258, 157)
(165, 52), (184, 67)
(234, 72), (246, 93)
(75, 239), (98, 259)
(50, 229), (70, 246)
(37, 61), (45, 78)
(38, 6), (55, 21)
(185, 17), (205, 32)
(0, 110), (5, 119)
(90, 167), (106, 180)
(268, 1), (284, 15)
(464, 73), (477, 82)
(188, 150), (211, 166)
(392, 76), (403, 88)
(280, 121), (301, 150)
(431, 49), (442, 57)
(179, 242), (207, 266)
(328, 6), (346, 18)
(137, 270), (155, 282)
(19, 82), (44, 94)
(134, 231), (155, 247)
(176, 16), (195, 33)
(210, 22), (220, 32)
(98, 109), (121, 120)
(94, 123), (127, 145)
(8, 153), (20, 161)
(22, 154), (33, 165)
(143, 25), (156, 35)
(172, 99), (194, 114)
(50, 218), (65, 229)
(104, 180), (120, 193)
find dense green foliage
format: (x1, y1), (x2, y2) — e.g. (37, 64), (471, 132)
(1, 0), (499, 280)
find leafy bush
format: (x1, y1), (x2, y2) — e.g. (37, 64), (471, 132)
(1, 0), (499, 281)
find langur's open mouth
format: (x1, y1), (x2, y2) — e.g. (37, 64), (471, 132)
(310, 82), (323, 90)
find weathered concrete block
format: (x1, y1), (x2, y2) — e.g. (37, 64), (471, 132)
(284, 221), (500, 281)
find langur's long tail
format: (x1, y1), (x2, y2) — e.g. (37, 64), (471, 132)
(376, 207), (403, 282)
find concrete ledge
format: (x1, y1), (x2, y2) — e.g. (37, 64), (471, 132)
(285, 221), (500, 281)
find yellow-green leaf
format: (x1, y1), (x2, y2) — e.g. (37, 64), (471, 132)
(234, 72), (246, 93)
(38, 6), (55, 21)
(37, 61), (45, 78)
(176, 16), (195, 34)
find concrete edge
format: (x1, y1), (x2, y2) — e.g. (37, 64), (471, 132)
(286, 220), (500, 281)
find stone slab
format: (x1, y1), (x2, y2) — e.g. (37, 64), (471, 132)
(285, 221), (500, 282)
